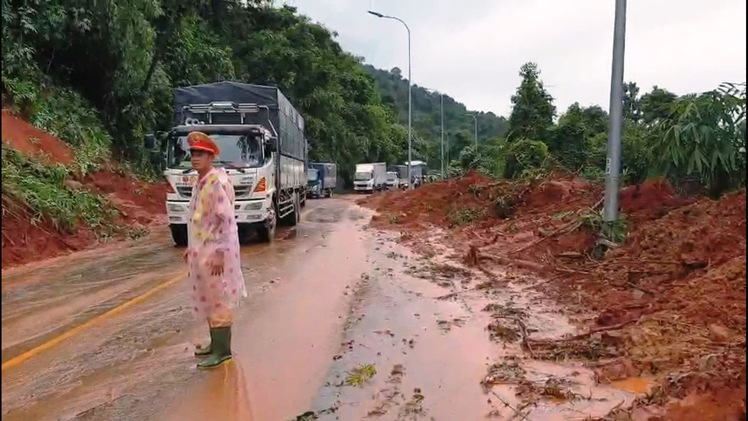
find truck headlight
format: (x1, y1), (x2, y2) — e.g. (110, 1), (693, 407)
(245, 202), (263, 211)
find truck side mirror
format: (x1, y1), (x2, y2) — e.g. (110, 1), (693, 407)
(144, 133), (156, 150)
(264, 140), (277, 154)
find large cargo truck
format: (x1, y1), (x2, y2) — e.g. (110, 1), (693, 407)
(307, 162), (337, 198)
(147, 81), (308, 245)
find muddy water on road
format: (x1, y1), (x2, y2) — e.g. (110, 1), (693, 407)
(3, 197), (648, 421)
(302, 231), (640, 421)
(160, 202), (373, 421)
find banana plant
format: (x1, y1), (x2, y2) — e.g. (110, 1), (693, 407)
(649, 82), (746, 196)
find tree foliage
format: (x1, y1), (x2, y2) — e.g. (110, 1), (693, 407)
(507, 62), (556, 142)
(1, 0), (408, 183)
(363, 65), (509, 170)
(2, 1), (745, 197)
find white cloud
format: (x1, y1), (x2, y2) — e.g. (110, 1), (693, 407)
(293, 0), (747, 117)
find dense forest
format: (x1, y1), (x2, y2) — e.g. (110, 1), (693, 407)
(1, 0), (411, 183)
(2, 0), (745, 198)
(363, 64), (509, 169)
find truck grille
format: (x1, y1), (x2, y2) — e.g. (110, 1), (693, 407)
(176, 185), (252, 198)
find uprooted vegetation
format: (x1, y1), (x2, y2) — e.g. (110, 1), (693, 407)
(358, 173), (746, 420)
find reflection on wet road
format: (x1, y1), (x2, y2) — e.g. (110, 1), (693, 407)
(1, 197), (373, 420)
(2, 196), (644, 421)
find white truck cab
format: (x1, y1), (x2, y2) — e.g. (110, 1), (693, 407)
(385, 171), (400, 190)
(354, 162), (387, 193)
(162, 123), (278, 245)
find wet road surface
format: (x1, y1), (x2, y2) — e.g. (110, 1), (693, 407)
(2, 197), (644, 421)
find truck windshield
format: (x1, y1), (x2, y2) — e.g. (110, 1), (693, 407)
(167, 133), (264, 169)
(307, 169), (319, 181)
(354, 172), (372, 181)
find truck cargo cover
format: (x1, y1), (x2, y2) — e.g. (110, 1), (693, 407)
(173, 82), (304, 130)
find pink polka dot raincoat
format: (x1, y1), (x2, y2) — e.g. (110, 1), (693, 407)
(187, 168), (247, 319)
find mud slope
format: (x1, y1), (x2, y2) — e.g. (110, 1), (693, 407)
(1, 109), (169, 270)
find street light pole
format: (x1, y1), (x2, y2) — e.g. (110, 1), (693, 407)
(425, 87), (446, 179)
(368, 10), (413, 190)
(603, 0), (627, 222)
(465, 113), (478, 148)
(440, 93), (444, 178)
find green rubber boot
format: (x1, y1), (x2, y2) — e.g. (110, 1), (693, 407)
(197, 326), (232, 369)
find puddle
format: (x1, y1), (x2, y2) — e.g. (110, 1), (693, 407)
(611, 376), (657, 394)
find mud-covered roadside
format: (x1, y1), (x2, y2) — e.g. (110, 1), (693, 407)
(296, 228), (642, 421)
(357, 173), (746, 421)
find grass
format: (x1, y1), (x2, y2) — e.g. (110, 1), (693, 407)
(446, 205), (487, 226)
(1, 147), (120, 235)
(344, 363), (377, 387)
(28, 85), (112, 176)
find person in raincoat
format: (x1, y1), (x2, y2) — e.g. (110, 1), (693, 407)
(184, 131), (247, 369)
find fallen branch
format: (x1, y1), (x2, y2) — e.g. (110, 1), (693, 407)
(509, 219), (582, 254)
(478, 253), (547, 273)
(622, 281), (663, 298)
(489, 390), (532, 421)
(527, 318), (638, 345)
(554, 266), (591, 276)
(516, 318), (536, 359)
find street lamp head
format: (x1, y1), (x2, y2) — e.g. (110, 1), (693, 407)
(367, 10), (384, 18)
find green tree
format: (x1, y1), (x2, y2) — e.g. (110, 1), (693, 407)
(507, 62), (556, 142)
(547, 103), (608, 171)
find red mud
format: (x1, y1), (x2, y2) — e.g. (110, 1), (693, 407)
(1, 109), (75, 165)
(1, 112), (168, 270)
(360, 173), (747, 420)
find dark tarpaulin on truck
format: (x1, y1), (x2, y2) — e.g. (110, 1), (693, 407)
(172, 81), (306, 162)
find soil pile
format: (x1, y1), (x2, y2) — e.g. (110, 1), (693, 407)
(362, 172), (747, 420)
(1, 111), (168, 269)
(1, 109), (75, 165)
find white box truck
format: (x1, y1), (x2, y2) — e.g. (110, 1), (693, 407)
(353, 162), (387, 193)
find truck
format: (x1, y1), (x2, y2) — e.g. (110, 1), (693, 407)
(391, 165), (409, 189)
(353, 162), (387, 193)
(307, 162), (337, 198)
(406, 160), (428, 188)
(146, 81), (308, 246)
(385, 171), (401, 190)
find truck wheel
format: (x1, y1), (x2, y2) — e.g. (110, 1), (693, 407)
(256, 206), (276, 243)
(238, 225), (253, 246)
(170, 224), (188, 247)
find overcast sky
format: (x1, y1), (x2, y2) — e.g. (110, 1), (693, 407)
(287, 0), (746, 118)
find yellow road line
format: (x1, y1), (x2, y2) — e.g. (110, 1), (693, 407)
(1, 271), (185, 373)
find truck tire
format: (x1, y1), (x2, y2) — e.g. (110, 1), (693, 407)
(256, 203), (276, 243)
(170, 224), (188, 247)
(238, 225), (253, 246)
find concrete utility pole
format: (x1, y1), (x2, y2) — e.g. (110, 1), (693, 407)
(425, 88), (446, 178)
(368, 10), (413, 190)
(465, 113), (478, 148)
(440, 93), (445, 178)
(603, 0), (627, 222)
